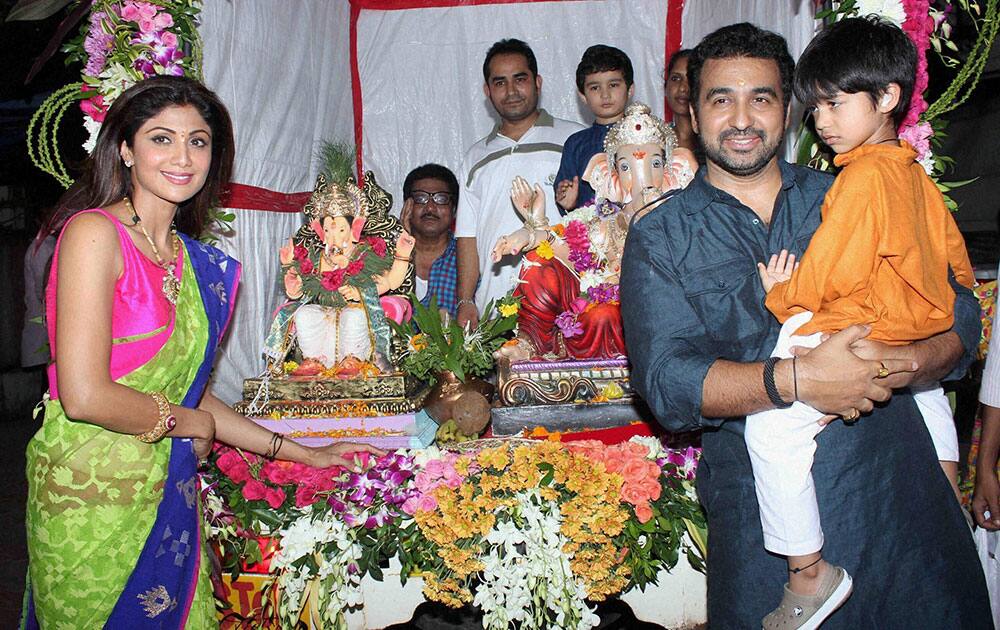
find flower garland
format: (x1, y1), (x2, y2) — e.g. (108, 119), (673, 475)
(67, 0), (202, 153)
(280, 235), (393, 309)
(202, 437), (707, 628)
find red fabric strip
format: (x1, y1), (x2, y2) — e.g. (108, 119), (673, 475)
(350, 2), (365, 176)
(665, 0), (685, 121)
(220, 183), (310, 213)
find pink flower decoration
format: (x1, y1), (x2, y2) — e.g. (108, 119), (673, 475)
(320, 269), (347, 291)
(264, 487), (287, 509)
(634, 502), (653, 524)
(79, 94), (107, 123)
(367, 236), (387, 257)
(242, 479), (268, 502)
(899, 121), (932, 160)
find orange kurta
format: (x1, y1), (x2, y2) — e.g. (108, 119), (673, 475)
(765, 141), (974, 344)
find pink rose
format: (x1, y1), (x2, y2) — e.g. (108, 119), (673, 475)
(402, 496), (421, 515)
(639, 477), (662, 502)
(423, 459), (446, 477)
(242, 479), (268, 502)
(264, 487), (287, 509)
(417, 494), (439, 512)
(320, 269), (346, 291)
(262, 461), (296, 485)
(366, 236), (387, 257)
(620, 483), (648, 506)
(620, 458), (651, 485)
(444, 476), (462, 489)
(161, 31), (178, 47)
(634, 502), (653, 524)
(346, 258), (364, 275)
(120, 3), (140, 20)
(295, 486), (319, 508)
(299, 257), (314, 275)
(138, 18), (156, 33)
(154, 12), (173, 29)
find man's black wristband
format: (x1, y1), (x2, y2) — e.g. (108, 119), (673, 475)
(763, 357), (793, 409)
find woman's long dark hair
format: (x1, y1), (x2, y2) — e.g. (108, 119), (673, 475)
(43, 75), (235, 238)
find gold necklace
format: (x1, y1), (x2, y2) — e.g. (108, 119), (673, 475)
(123, 197), (181, 305)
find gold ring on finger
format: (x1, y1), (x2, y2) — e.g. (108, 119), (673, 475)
(876, 362), (890, 379)
(843, 409), (860, 423)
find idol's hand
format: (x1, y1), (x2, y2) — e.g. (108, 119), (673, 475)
(491, 229), (532, 262)
(395, 230), (416, 258)
(339, 285), (362, 302)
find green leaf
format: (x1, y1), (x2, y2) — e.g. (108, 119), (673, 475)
(5, 0), (73, 21)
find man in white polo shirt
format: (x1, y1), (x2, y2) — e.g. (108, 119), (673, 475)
(455, 38), (584, 327)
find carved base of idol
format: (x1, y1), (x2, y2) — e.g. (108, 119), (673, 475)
(492, 357), (655, 435)
(233, 373), (431, 419)
(497, 357), (634, 406)
(491, 399), (653, 436)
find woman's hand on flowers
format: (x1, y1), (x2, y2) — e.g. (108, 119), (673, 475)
(757, 249), (798, 293)
(307, 441), (387, 470)
(339, 285), (361, 302)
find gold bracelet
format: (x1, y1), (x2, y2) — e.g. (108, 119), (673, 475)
(394, 254), (411, 262)
(135, 391), (177, 443)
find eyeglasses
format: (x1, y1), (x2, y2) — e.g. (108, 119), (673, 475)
(411, 191), (453, 206)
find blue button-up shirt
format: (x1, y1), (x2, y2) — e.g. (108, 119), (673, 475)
(620, 160), (989, 627)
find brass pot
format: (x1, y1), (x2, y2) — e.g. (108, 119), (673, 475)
(423, 371), (494, 435)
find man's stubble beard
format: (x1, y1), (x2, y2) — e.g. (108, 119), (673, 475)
(699, 126), (784, 178)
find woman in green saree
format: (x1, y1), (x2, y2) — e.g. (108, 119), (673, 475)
(23, 76), (381, 629)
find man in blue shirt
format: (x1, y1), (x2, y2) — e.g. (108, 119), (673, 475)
(555, 45), (634, 213)
(620, 23), (990, 627)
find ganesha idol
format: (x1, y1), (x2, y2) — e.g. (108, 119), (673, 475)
(489, 104), (696, 427)
(495, 103), (696, 362)
(266, 172), (413, 377)
(234, 170), (430, 431)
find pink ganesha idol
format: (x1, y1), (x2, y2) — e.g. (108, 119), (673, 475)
(493, 103), (696, 362)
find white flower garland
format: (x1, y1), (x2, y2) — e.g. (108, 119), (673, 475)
(271, 509), (364, 629)
(474, 490), (600, 630)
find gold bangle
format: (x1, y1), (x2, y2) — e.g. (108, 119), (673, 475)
(394, 254), (411, 262)
(135, 391), (177, 443)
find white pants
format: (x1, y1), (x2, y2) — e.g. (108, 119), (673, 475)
(744, 311), (959, 556)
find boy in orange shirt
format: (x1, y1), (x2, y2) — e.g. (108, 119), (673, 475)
(746, 17), (975, 629)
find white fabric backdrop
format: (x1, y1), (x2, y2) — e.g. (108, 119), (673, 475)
(200, 0), (817, 403)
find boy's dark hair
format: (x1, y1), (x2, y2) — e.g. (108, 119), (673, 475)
(687, 23), (795, 113)
(794, 16), (916, 128)
(574, 44), (634, 93)
(666, 48), (692, 78)
(483, 39), (538, 83)
(403, 164), (459, 207)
